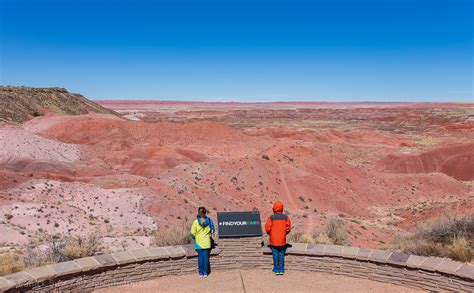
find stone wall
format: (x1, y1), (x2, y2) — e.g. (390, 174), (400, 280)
(1, 239), (473, 292)
(262, 243), (474, 292)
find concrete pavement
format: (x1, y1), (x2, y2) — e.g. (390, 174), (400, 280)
(96, 269), (423, 293)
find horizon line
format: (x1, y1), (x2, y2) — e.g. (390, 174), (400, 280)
(1, 85), (471, 104)
(94, 99), (474, 104)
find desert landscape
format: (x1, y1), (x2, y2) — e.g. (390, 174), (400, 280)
(0, 87), (473, 265)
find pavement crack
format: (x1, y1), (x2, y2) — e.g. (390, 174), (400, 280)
(239, 270), (247, 293)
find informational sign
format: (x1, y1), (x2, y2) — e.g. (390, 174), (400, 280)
(217, 211), (263, 238)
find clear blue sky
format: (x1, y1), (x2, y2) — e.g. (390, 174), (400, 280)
(1, 0), (472, 102)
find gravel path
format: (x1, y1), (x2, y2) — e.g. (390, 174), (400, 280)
(96, 269), (423, 293)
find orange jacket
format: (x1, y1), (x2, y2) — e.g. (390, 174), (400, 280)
(265, 201), (291, 246)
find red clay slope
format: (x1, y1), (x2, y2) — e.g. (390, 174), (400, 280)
(2, 108), (472, 248)
(376, 142), (474, 181)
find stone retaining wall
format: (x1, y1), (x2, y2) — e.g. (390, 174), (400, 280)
(262, 243), (474, 292)
(0, 238), (472, 292)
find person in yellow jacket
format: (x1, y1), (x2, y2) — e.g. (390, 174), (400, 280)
(190, 206), (215, 278)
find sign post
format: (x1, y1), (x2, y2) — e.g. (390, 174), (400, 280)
(217, 211), (263, 238)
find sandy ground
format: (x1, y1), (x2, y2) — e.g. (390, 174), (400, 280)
(95, 269), (423, 293)
(0, 179), (155, 247)
(0, 123), (80, 163)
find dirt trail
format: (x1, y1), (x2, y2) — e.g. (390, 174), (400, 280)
(278, 163), (315, 232)
(277, 163), (298, 211)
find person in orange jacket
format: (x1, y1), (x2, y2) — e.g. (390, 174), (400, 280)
(265, 201), (291, 275)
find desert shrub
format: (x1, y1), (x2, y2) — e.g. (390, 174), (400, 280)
(287, 232), (313, 244)
(152, 223), (192, 247)
(388, 215), (473, 262)
(447, 236), (472, 262)
(389, 235), (444, 257)
(419, 215), (473, 243)
(59, 235), (102, 260)
(0, 253), (25, 276)
(286, 216), (350, 245)
(22, 234), (102, 268)
(312, 232), (334, 245)
(286, 231), (305, 243)
(325, 216), (350, 245)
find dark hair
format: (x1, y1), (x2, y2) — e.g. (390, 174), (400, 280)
(197, 206), (207, 217)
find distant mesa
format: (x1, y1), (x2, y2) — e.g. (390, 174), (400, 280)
(0, 86), (119, 123)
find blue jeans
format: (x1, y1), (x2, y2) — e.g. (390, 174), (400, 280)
(271, 246), (286, 273)
(197, 249), (209, 275)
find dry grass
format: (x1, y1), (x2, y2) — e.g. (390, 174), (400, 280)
(59, 235), (102, 260)
(23, 234), (102, 267)
(324, 216), (350, 245)
(0, 253), (25, 276)
(151, 222), (192, 247)
(0, 234), (103, 276)
(312, 232), (334, 245)
(447, 236), (472, 262)
(286, 232), (306, 243)
(287, 216), (350, 245)
(387, 215), (473, 262)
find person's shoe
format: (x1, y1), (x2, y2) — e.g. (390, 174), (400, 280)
(199, 274), (204, 278)
(277, 272), (284, 275)
(203, 275), (208, 278)
(272, 271), (278, 276)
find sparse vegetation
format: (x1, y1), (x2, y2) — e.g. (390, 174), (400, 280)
(151, 222), (192, 247)
(0, 253), (25, 276)
(386, 215), (473, 262)
(324, 216), (350, 245)
(0, 234), (102, 276)
(287, 231), (305, 243)
(0, 87), (119, 123)
(287, 216), (350, 245)
(23, 234), (102, 267)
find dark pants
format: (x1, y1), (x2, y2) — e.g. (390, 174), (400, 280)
(197, 249), (209, 275)
(271, 245), (287, 273)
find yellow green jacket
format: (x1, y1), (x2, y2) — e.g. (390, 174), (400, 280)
(190, 217), (215, 249)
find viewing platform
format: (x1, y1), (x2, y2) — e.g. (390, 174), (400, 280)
(1, 237), (473, 292)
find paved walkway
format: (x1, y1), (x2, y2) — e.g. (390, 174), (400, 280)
(96, 269), (423, 293)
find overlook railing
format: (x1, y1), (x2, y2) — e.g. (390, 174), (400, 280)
(0, 237), (473, 292)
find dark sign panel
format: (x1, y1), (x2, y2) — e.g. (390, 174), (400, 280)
(217, 211), (263, 238)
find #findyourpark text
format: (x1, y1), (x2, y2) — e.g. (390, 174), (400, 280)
(219, 220), (260, 226)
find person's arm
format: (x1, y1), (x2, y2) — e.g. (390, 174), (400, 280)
(190, 220), (197, 239)
(209, 218), (215, 234)
(264, 217), (272, 235)
(285, 216), (291, 234)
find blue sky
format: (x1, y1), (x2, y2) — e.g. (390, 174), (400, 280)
(1, 0), (472, 102)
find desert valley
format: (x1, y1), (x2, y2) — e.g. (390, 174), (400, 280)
(0, 86), (473, 260)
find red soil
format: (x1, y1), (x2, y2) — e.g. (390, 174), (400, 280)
(377, 142), (474, 180)
(1, 102), (473, 251)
